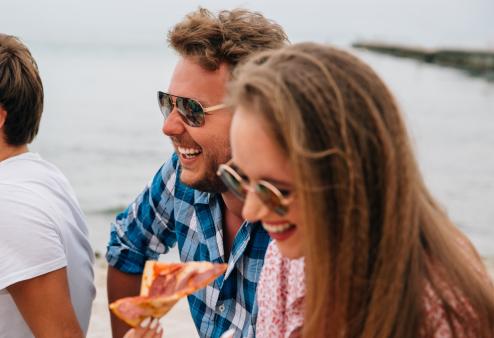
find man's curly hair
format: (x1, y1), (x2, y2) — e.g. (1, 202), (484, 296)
(168, 8), (289, 71)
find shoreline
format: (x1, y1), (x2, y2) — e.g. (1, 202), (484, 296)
(87, 257), (494, 338)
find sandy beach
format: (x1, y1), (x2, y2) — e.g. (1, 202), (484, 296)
(87, 257), (494, 338)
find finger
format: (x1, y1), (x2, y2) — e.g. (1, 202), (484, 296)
(150, 318), (159, 329)
(124, 326), (150, 338)
(140, 317), (152, 328)
(123, 329), (135, 338)
(141, 319), (161, 338)
(132, 318), (155, 338)
(152, 326), (163, 338)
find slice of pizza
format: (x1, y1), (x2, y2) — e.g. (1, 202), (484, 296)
(110, 260), (228, 327)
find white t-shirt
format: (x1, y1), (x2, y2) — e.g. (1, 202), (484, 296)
(0, 152), (95, 337)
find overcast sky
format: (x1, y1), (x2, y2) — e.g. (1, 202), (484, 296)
(2, 0), (494, 49)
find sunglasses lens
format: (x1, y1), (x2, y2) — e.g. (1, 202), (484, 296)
(176, 97), (204, 127)
(256, 183), (287, 216)
(157, 92), (173, 117)
(218, 167), (246, 200)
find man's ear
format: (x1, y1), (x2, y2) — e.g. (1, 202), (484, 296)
(0, 106), (6, 129)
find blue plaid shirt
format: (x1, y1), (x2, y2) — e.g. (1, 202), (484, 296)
(106, 153), (270, 338)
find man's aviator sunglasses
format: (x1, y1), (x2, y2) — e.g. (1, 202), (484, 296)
(157, 91), (226, 127)
(217, 160), (293, 216)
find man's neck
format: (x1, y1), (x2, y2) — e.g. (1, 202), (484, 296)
(0, 144), (28, 162)
(220, 191), (245, 261)
(221, 191), (244, 219)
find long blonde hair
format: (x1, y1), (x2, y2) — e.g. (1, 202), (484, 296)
(228, 42), (494, 337)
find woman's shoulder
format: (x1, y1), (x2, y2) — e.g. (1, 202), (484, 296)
(422, 233), (491, 338)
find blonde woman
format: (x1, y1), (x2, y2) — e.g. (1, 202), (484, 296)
(217, 42), (494, 337)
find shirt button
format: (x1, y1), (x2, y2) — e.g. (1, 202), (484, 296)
(218, 304), (225, 313)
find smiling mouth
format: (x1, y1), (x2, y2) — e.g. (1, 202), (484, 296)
(262, 222), (296, 233)
(177, 146), (202, 159)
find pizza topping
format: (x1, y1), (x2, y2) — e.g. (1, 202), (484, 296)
(148, 274), (177, 297)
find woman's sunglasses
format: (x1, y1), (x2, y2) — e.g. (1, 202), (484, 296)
(157, 91), (226, 127)
(216, 160), (293, 216)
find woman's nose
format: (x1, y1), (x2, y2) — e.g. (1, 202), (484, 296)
(241, 189), (269, 222)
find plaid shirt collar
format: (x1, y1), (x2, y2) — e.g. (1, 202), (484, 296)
(194, 188), (211, 204)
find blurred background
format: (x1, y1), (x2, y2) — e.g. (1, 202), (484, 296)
(2, 0), (494, 336)
(3, 0), (492, 255)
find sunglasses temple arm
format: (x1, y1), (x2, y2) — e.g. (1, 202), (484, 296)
(203, 103), (227, 113)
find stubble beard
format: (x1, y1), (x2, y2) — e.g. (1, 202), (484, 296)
(180, 149), (229, 194)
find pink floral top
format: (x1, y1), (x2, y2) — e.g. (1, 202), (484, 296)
(256, 235), (489, 338)
(421, 235), (490, 338)
(256, 242), (305, 338)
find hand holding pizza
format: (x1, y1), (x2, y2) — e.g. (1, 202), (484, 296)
(110, 261), (228, 328)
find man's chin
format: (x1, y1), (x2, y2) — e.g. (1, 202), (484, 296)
(179, 170), (226, 194)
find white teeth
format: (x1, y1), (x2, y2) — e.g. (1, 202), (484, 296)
(177, 146), (202, 156)
(262, 222), (295, 233)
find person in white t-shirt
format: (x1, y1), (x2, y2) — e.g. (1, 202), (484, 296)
(0, 33), (95, 338)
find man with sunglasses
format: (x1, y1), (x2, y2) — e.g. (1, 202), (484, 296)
(106, 8), (288, 338)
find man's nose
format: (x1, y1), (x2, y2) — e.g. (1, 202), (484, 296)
(241, 190), (269, 222)
(162, 108), (186, 136)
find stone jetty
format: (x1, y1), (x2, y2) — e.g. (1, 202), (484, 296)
(353, 41), (494, 78)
